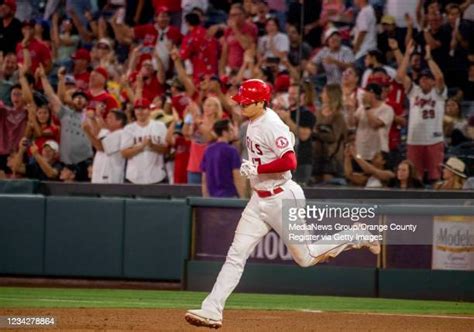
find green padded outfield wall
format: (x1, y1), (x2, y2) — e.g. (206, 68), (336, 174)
(44, 196), (125, 277)
(0, 180), (38, 194)
(186, 261), (377, 297)
(0, 195), (45, 275)
(378, 269), (474, 301)
(0, 195), (192, 280)
(123, 199), (191, 280)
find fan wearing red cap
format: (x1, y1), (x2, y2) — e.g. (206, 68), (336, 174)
(185, 78), (381, 329)
(16, 17), (52, 73)
(120, 97), (169, 184)
(72, 48), (91, 90)
(87, 67), (119, 119)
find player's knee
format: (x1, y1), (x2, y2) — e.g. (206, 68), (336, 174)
(226, 240), (252, 267)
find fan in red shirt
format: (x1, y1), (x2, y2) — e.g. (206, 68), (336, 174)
(368, 68), (407, 152)
(129, 56), (165, 103)
(222, 4), (258, 72)
(71, 48), (91, 91)
(87, 67), (119, 119)
(113, 6), (182, 75)
(16, 20), (52, 74)
(180, 13), (219, 82)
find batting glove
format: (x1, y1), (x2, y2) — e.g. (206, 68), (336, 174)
(240, 159), (258, 178)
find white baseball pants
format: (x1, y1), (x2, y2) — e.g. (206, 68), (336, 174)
(201, 180), (361, 319)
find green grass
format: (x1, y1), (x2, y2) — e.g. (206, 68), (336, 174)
(0, 287), (473, 316)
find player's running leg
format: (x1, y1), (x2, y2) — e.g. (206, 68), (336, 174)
(262, 180), (380, 267)
(185, 194), (270, 328)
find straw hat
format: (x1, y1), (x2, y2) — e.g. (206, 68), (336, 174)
(442, 157), (467, 178)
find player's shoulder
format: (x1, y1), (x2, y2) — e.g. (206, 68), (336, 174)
(264, 108), (285, 124)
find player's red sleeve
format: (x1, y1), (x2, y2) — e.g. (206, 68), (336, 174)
(257, 151), (297, 174)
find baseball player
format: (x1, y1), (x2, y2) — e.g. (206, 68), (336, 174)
(185, 79), (380, 329)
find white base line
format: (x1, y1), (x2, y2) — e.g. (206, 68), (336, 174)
(299, 310), (474, 320)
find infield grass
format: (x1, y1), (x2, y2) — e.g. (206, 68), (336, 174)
(0, 287), (473, 316)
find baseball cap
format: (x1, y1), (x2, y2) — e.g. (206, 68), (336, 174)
(365, 83), (383, 97)
(420, 69), (435, 79)
(155, 5), (169, 15)
(134, 98), (151, 109)
(72, 90), (89, 100)
(324, 27), (340, 43)
(65, 75), (76, 86)
(97, 38), (112, 49)
(4, 0), (16, 12)
(44, 140), (59, 153)
(72, 48), (91, 62)
(367, 75), (390, 87)
(381, 15), (396, 25)
(93, 67), (109, 81)
(274, 74), (290, 93)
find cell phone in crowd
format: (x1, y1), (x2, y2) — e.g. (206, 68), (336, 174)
(266, 57), (280, 64)
(141, 46), (153, 54)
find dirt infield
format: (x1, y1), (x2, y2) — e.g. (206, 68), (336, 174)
(1, 308), (473, 331)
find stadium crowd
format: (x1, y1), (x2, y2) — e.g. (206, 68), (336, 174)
(0, 0), (474, 196)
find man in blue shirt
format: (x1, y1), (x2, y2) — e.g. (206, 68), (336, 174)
(201, 120), (244, 198)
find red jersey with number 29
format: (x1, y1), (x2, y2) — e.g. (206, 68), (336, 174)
(246, 108), (295, 191)
(407, 84), (447, 145)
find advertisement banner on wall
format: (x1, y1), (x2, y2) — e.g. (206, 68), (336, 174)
(193, 206), (378, 267)
(432, 216), (474, 271)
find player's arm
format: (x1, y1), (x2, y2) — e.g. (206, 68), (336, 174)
(257, 150), (297, 174)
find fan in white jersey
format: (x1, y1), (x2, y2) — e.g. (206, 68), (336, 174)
(120, 98), (169, 184)
(185, 79), (381, 329)
(396, 42), (447, 182)
(83, 110), (127, 184)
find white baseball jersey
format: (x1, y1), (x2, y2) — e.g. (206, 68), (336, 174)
(121, 120), (167, 184)
(92, 128), (126, 184)
(355, 102), (394, 160)
(407, 84), (447, 145)
(246, 108), (295, 191)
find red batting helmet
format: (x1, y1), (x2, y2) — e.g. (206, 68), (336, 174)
(232, 79), (272, 106)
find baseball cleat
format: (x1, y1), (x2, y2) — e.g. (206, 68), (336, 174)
(185, 309), (222, 329)
(352, 222), (381, 255)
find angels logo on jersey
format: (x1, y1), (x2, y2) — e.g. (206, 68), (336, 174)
(275, 136), (289, 149)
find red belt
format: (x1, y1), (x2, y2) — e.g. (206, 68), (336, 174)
(256, 187), (284, 198)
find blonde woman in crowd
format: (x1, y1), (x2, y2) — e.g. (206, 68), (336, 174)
(435, 157), (467, 190)
(183, 96), (223, 184)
